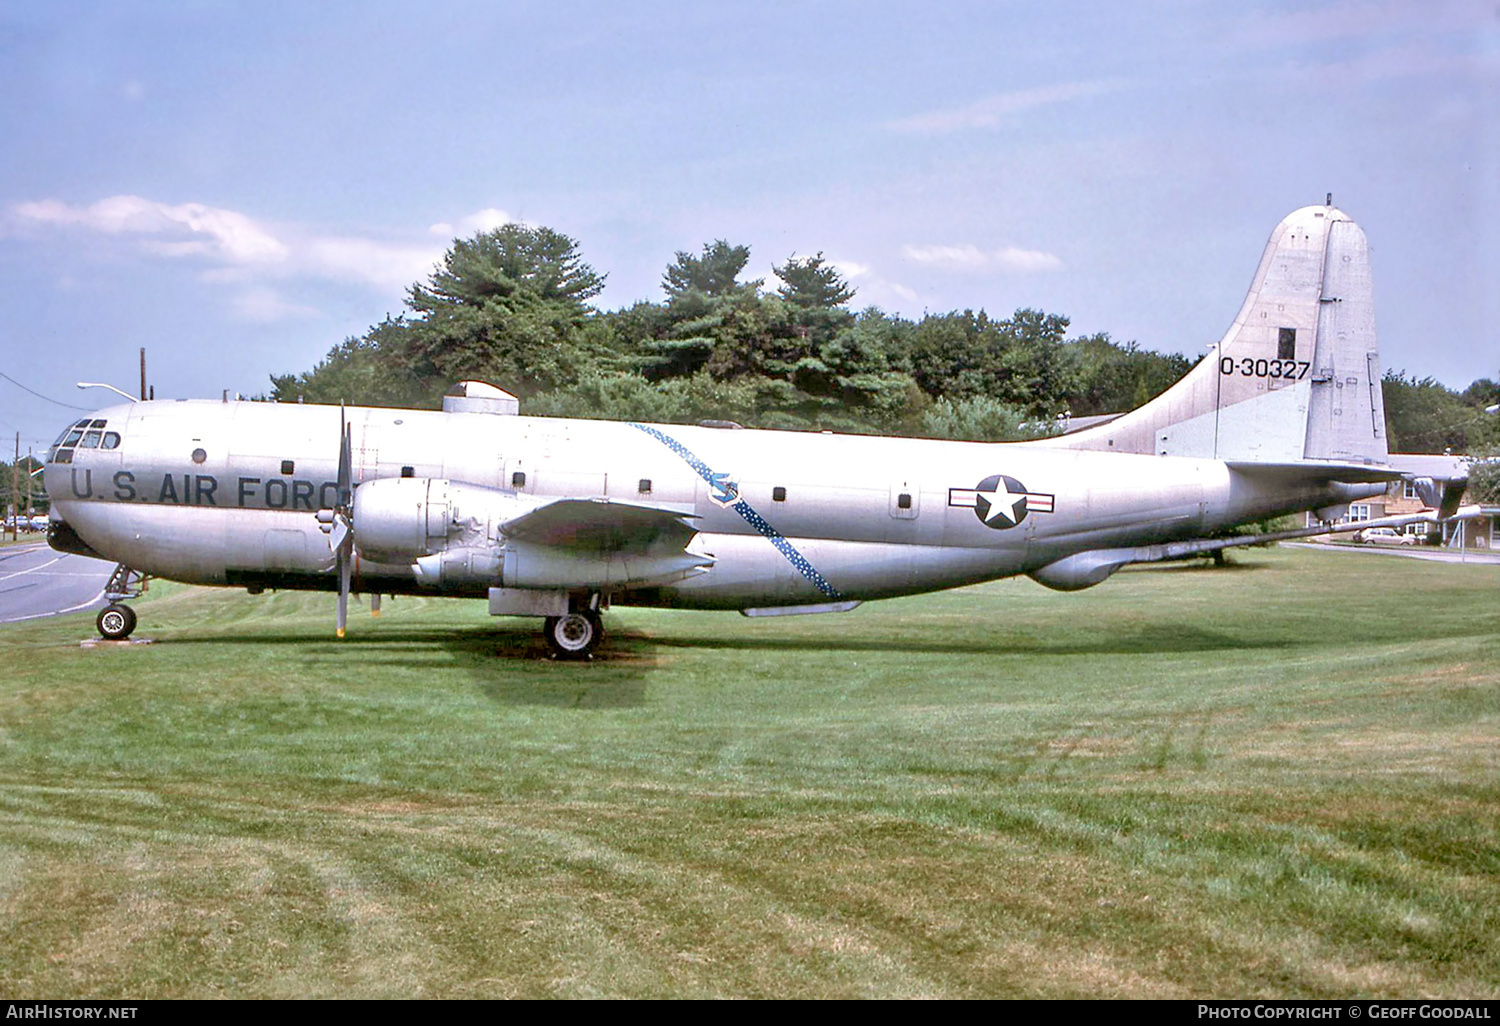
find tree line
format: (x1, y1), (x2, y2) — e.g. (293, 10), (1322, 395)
(268, 225), (1190, 442)
(263, 222), (1497, 499)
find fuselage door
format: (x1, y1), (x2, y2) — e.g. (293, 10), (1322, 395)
(889, 480), (919, 520)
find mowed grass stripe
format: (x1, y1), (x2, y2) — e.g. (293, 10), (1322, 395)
(0, 546), (1496, 997)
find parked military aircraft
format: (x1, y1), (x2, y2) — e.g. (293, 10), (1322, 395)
(44, 201), (1471, 657)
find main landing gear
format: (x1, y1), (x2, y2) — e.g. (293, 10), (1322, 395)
(96, 564), (147, 641)
(544, 609), (603, 660)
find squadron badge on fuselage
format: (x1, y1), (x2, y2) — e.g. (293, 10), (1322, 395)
(948, 475), (1055, 529)
(707, 470), (741, 508)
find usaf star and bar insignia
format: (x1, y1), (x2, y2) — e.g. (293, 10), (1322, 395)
(948, 474), (1055, 529)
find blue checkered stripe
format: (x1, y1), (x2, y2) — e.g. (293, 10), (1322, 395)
(630, 423), (841, 599)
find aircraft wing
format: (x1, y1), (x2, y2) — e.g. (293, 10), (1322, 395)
(500, 498), (699, 555)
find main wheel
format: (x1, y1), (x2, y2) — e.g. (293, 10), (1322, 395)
(97, 604), (137, 641)
(544, 611), (602, 660)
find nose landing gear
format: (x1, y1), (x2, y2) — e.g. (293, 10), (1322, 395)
(96, 564), (147, 641)
(96, 604), (137, 641)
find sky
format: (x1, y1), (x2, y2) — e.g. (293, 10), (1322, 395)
(1, 0), (1495, 454)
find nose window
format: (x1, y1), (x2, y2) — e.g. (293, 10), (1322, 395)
(48, 419), (113, 464)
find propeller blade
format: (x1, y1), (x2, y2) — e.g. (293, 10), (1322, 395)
(333, 405), (354, 638)
(336, 549), (350, 638)
(337, 409), (352, 508)
(327, 514), (350, 554)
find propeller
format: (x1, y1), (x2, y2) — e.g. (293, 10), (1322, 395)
(316, 407), (355, 637)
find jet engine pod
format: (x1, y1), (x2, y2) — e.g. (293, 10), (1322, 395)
(1027, 549), (1135, 592)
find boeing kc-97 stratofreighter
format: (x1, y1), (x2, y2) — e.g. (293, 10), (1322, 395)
(43, 201), (1474, 657)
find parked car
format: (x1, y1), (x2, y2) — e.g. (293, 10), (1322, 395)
(1354, 527), (1418, 545)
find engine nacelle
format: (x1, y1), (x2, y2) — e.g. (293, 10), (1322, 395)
(352, 477), (710, 591)
(352, 477), (523, 567)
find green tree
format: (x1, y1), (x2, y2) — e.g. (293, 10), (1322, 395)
(1065, 333), (1192, 416)
(662, 240), (760, 302)
(774, 253), (855, 309)
(414, 224), (606, 311)
(270, 316), (426, 406)
(1382, 371), (1489, 453)
(273, 224), (607, 405)
(918, 396), (1057, 442)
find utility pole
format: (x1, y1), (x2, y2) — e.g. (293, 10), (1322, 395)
(8, 432), (17, 541)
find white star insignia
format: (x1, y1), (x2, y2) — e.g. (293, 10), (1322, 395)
(978, 482), (1028, 526)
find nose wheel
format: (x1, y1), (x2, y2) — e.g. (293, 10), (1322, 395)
(96, 604), (138, 641)
(544, 610), (602, 660)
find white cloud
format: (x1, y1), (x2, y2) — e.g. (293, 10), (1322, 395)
(11, 194), (478, 297)
(902, 243), (1062, 273)
(7, 195), (517, 321)
(886, 79), (1123, 135)
(429, 207), (513, 238)
(302, 236), (442, 293)
(230, 287), (321, 323)
(16, 195), (288, 263)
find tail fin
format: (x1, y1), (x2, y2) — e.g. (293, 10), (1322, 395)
(1046, 201), (1388, 464)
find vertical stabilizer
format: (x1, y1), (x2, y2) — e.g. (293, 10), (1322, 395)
(1044, 202), (1388, 464)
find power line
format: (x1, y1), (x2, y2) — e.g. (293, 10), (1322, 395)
(0, 371), (93, 411)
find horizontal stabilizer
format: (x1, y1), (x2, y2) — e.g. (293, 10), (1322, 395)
(1224, 460), (1405, 485)
(501, 498), (699, 555)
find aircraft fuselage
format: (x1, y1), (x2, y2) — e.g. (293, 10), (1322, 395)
(46, 398), (1380, 611)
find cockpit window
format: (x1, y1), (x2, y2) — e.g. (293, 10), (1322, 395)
(48, 418), (111, 464)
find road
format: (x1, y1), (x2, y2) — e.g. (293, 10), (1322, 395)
(0, 541), (116, 624)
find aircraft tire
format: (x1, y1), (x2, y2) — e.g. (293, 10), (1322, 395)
(97, 604), (137, 641)
(544, 611), (601, 660)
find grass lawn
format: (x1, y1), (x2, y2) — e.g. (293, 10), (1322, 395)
(0, 546), (1496, 998)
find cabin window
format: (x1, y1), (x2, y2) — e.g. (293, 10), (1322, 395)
(512, 471), (526, 488)
(78, 431), (102, 449)
(191, 448), (208, 464)
(897, 492), (912, 510)
(772, 486), (787, 502)
(401, 466), (415, 478)
(90, 419), (107, 429)
(1278, 327), (1296, 360)
(281, 459), (295, 475)
(638, 478), (652, 494)
(100, 432), (120, 450)
(63, 429), (84, 447)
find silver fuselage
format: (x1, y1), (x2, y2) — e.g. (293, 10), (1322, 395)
(46, 399), (1379, 610)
